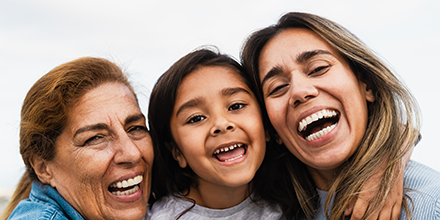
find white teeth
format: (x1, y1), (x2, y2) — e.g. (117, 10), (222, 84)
(298, 110), (338, 132)
(305, 123), (337, 141)
(213, 144), (243, 155)
(110, 175), (143, 189)
(111, 185), (140, 196)
(224, 154), (243, 162)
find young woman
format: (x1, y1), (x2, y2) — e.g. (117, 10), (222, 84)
(241, 12), (440, 219)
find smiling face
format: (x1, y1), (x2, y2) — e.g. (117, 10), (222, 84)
(170, 66), (266, 194)
(46, 82), (153, 220)
(258, 28), (374, 184)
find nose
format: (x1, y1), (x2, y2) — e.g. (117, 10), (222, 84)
(288, 74), (318, 107)
(210, 113), (236, 136)
(113, 132), (142, 165)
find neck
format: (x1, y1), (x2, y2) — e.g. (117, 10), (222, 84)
(307, 166), (339, 191)
(185, 180), (250, 209)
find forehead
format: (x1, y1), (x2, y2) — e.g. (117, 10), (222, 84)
(179, 66), (248, 92)
(66, 83), (140, 128)
(259, 28), (344, 74)
(261, 28), (336, 61)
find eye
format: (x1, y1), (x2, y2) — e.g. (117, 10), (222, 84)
(309, 65), (330, 75)
(229, 103), (246, 111)
(128, 125), (148, 133)
(83, 135), (105, 146)
(268, 84), (289, 96)
(128, 125), (148, 139)
(187, 115), (206, 124)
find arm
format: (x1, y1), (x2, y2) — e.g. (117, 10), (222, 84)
(345, 138), (416, 220)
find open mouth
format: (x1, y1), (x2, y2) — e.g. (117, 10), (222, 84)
(298, 109), (339, 141)
(213, 144), (247, 162)
(108, 175), (143, 196)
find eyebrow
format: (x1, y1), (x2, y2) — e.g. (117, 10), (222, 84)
(261, 49), (332, 87)
(175, 97), (205, 117)
(221, 87), (251, 97)
(125, 113), (146, 125)
(296, 49), (332, 63)
(261, 65), (283, 88)
(74, 123), (109, 138)
(73, 113), (145, 138)
(175, 87), (251, 117)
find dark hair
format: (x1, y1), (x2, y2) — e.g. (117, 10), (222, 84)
(241, 12), (420, 219)
(2, 57), (136, 219)
(148, 47), (287, 215)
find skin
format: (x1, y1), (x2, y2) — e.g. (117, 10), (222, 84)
(34, 82), (154, 220)
(170, 66), (266, 209)
(258, 28), (375, 190)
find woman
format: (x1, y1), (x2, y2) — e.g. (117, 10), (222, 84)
(2, 57), (154, 220)
(241, 12), (440, 219)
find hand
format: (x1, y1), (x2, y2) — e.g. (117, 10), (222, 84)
(344, 170), (403, 220)
(345, 133), (415, 220)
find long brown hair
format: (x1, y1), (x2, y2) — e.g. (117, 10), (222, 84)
(1, 57), (136, 219)
(241, 12), (420, 219)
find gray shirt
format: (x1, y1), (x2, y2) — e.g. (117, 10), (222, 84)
(146, 194), (285, 220)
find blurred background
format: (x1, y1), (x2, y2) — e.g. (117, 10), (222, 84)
(1, 0), (439, 212)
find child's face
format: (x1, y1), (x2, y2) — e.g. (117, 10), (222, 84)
(170, 66), (266, 190)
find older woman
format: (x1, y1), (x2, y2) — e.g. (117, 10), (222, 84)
(2, 57), (154, 220)
(241, 12), (440, 219)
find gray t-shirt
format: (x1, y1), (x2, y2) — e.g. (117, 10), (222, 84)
(146, 194), (285, 220)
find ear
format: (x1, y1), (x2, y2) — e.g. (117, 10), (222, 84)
(30, 156), (54, 186)
(365, 87), (375, 103)
(265, 130), (271, 142)
(169, 143), (187, 168)
(359, 80), (375, 103)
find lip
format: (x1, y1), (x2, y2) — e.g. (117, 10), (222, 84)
(107, 172), (144, 203)
(212, 141), (248, 165)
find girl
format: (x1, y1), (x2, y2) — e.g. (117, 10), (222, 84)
(147, 48), (284, 219)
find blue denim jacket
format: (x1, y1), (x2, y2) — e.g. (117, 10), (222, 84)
(8, 180), (84, 220)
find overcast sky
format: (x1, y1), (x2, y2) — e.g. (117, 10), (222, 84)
(1, 0), (439, 190)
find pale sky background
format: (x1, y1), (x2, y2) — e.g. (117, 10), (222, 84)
(1, 0), (439, 193)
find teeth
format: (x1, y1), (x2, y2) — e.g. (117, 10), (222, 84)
(298, 110), (338, 132)
(111, 185), (140, 196)
(305, 123), (337, 141)
(224, 154), (243, 162)
(213, 144), (243, 155)
(110, 175), (143, 188)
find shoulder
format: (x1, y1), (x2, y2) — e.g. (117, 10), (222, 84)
(147, 194), (193, 220)
(243, 198), (285, 220)
(8, 181), (83, 220)
(402, 160), (440, 219)
(8, 199), (71, 220)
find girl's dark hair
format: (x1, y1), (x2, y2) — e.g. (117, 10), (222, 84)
(147, 47), (291, 214)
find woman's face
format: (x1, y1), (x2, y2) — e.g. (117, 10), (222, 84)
(46, 82), (153, 219)
(258, 28), (374, 175)
(170, 66), (266, 192)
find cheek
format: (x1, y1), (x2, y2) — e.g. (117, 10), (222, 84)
(265, 100), (286, 130)
(64, 150), (112, 184)
(137, 138), (154, 164)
